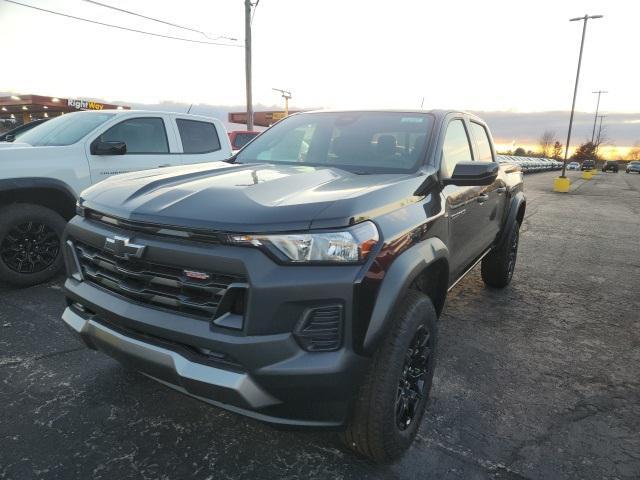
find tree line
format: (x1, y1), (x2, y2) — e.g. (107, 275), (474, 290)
(498, 129), (640, 162)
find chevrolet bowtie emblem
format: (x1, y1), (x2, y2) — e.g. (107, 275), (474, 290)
(104, 235), (146, 259)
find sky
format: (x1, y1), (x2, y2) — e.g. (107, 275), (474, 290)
(1, 0), (639, 153)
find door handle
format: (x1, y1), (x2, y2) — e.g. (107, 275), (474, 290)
(477, 193), (489, 204)
(496, 187), (507, 194)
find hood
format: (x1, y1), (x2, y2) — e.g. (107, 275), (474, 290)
(0, 144), (82, 182)
(0, 142), (31, 149)
(81, 162), (426, 232)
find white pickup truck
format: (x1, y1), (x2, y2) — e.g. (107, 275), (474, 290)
(0, 110), (233, 286)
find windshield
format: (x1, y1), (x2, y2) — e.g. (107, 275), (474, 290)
(235, 112), (434, 173)
(18, 111), (115, 146)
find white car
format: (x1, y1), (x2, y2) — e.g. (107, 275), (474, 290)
(0, 110), (232, 286)
(567, 162), (580, 171)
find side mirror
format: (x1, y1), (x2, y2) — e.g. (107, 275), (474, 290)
(91, 140), (126, 156)
(443, 161), (499, 186)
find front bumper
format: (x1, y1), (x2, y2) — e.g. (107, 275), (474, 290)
(61, 216), (371, 427)
(63, 306), (278, 411)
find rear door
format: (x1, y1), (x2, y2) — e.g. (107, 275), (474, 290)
(440, 118), (486, 281)
(469, 121), (506, 248)
(87, 115), (178, 184)
(172, 117), (232, 165)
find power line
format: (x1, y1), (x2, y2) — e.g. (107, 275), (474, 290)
(251, 0), (260, 25)
(82, 0), (237, 41)
(4, 0), (242, 47)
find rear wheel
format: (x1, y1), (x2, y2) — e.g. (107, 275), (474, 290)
(0, 204), (66, 287)
(342, 291), (438, 463)
(481, 220), (520, 288)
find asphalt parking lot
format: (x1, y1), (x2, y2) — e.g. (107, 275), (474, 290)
(1, 170), (639, 480)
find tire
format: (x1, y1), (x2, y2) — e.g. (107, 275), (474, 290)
(342, 290), (438, 463)
(0, 204), (66, 287)
(481, 220), (520, 288)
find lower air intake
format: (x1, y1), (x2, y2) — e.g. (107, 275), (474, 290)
(294, 305), (343, 352)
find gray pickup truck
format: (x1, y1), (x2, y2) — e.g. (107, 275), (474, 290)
(61, 110), (525, 462)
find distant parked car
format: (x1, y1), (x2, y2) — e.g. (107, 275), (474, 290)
(626, 161), (640, 174)
(602, 161), (619, 173)
(0, 118), (49, 142)
(567, 162), (580, 171)
(228, 130), (260, 151)
(581, 159), (595, 171)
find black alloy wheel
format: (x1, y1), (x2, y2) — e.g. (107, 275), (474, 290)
(342, 291), (438, 463)
(0, 221), (60, 274)
(506, 226), (519, 281)
(396, 325), (433, 431)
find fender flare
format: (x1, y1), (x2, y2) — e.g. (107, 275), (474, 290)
(362, 237), (449, 354)
(496, 191), (525, 248)
(0, 177), (77, 201)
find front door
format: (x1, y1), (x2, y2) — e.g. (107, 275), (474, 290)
(440, 118), (487, 281)
(88, 116), (177, 184)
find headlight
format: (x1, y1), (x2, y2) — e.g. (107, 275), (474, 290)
(230, 221), (379, 263)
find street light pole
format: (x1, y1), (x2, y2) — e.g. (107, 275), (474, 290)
(560, 14), (603, 178)
(244, 0), (254, 131)
(591, 90), (608, 143)
(272, 88), (292, 116)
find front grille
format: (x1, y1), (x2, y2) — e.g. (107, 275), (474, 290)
(74, 241), (242, 319)
(85, 209), (225, 245)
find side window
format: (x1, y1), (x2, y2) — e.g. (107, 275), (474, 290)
(470, 122), (494, 162)
(176, 119), (221, 154)
(441, 119), (473, 177)
(99, 117), (169, 154)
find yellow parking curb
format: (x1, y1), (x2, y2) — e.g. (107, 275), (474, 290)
(553, 176), (571, 192)
(582, 170), (593, 180)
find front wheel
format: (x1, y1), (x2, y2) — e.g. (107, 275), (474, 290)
(342, 290), (438, 463)
(481, 220), (520, 288)
(0, 204), (66, 287)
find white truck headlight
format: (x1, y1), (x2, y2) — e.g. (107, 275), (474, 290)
(231, 221), (379, 264)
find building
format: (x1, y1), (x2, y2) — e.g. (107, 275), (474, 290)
(228, 110), (301, 128)
(0, 94), (130, 124)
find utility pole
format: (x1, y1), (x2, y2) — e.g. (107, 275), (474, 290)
(595, 114), (606, 155)
(591, 90), (608, 143)
(244, 0), (254, 131)
(272, 88), (292, 116)
(560, 14), (603, 178)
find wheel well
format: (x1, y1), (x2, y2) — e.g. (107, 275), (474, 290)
(409, 259), (449, 317)
(0, 188), (76, 220)
(516, 201), (526, 225)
